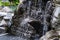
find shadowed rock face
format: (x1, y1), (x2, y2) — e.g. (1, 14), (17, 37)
(54, 38), (59, 40)
(28, 21), (43, 34)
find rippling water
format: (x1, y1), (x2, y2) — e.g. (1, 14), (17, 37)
(0, 34), (27, 40)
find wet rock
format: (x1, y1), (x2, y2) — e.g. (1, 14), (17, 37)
(40, 30), (60, 40)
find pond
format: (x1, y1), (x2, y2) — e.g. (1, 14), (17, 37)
(0, 34), (26, 40)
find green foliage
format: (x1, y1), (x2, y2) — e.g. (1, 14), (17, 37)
(0, 1), (2, 6)
(2, 2), (10, 6)
(0, 0), (19, 6)
(10, 0), (19, 5)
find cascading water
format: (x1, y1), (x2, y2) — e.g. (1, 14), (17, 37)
(43, 1), (54, 35)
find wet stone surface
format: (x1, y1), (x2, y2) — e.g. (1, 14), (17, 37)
(0, 34), (39, 40)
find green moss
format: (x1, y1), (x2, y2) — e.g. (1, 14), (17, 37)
(2, 2), (10, 6)
(0, 1), (2, 6)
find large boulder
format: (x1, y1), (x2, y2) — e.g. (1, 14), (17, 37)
(40, 30), (60, 40)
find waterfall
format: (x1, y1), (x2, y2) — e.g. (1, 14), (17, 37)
(43, 1), (53, 35)
(10, 0), (54, 40)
